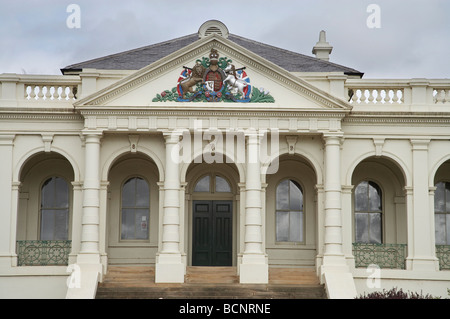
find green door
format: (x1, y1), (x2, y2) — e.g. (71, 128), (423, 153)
(192, 200), (232, 266)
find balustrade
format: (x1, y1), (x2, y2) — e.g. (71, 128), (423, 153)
(349, 88), (404, 104)
(24, 84), (77, 101)
(16, 240), (71, 266)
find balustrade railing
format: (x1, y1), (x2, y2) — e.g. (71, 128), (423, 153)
(352, 243), (407, 269)
(16, 240), (71, 266)
(436, 245), (450, 270)
(24, 84), (78, 101)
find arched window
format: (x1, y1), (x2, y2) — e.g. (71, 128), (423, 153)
(276, 179), (303, 242)
(121, 177), (150, 240)
(434, 182), (450, 245)
(40, 177), (69, 240)
(194, 175), (231, 193)
(354, 181), (382, 244)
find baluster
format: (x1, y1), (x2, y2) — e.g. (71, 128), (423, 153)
(37, 86), (44, 100)
(30, 86), (37, 99)
(375, 89), (382, 103)
(24, 86), (30, 99)
(45, 86), (52, 100)
(61, 86), (67, 100)
(383, 89), (391, 104)
(446, 89), (450, 103)
(392, 90), (399, 104)
(68, 86), (74, 100)
(367, 89), (375, 103)
(351, 89), (359, 103)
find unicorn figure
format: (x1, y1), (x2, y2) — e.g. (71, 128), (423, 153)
(223, 63), (249, 99)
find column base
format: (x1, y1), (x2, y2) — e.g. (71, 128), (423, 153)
(407, 257), (440, 272)
(155, 253), (185, 283)
(239, 254), (268, 284)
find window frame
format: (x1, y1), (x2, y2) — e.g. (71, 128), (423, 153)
(434, 181), (450, 245)
(353, 180), (383, 244)
(275, 178), (305, 244)
(39, 176), (70, 241)
(119, 176), (151, 242)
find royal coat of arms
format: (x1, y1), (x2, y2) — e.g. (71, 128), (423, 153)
(152, 48), (274, 103)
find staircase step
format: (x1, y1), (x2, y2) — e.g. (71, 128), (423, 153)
(96, 266), (326, 299)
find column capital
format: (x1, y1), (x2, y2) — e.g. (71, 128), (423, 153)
(410, 139), (430, 150)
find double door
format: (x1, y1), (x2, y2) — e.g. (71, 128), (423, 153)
(192, 200), (232, 266)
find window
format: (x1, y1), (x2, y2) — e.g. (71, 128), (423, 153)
(40, 177), (69, 240)
(194, 175), (231, 193)
(434, 182), (450, 245)
(354, 181), (382, 244)
(121, 177), (150, 240)
(276, 179), (303, 242)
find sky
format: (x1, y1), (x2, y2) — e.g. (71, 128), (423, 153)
(0, 0), (449, 79)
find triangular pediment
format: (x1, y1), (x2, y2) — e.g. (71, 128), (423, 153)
(74, 34), (351, 111)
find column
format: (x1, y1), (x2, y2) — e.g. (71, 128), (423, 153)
(239, 131), (268, 284)
(0, 135), (15, 268)
(321, 134), (347, 269)
(77, 133), (102, 264)
(320, 134), (357, 299)
(408, 139), (439, 271)
(155, 131), (184, 283)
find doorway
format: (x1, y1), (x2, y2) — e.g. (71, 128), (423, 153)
(192, 200), (233, 266)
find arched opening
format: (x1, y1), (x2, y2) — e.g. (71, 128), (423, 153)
(185, 158), (239, 267)
(351, 156), (407, 269)
(106, 152), (159, 266)
(265, 154), (318, 267)
(16, 152), (74, 266)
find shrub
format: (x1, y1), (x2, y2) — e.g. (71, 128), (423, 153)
(356, 287), (438, 299)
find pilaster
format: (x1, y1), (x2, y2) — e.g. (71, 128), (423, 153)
(407, 139), (439, 271)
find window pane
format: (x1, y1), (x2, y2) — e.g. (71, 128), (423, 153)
(122, 179), (135, 207)
(276, 180), (289, 210)
(135, 178), (149, 207)
(355, 181), (368, 212)
(134, 209), (150, 240)
(289, 211), (303, 242)
(54, 210), (69, 240)
(435, 182), (445, 213)
(276, 211), (289, 242)
(289, 180), (303, 211)
(121, 209), (135, 240)
(446, 183), (450, 213)
(369, 213), (382, 244)
(435, 214), (446, 245)
(355, 213), (369, 243)
(54, 177), (69, 208)
(215, 176), (231, 192)
(41, 178), (55, 208)
(447, 214), (450, 245)
(368, 182), (382, 212)
(194, 175), (210, 192)
(40, 210), (55, 240)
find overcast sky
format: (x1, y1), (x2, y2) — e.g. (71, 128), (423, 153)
(0, 0), (448, 79)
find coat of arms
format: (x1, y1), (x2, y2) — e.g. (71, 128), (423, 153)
(152, 48), (274, 103)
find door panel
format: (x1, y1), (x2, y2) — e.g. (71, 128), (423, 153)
(192, 200), (232, 266)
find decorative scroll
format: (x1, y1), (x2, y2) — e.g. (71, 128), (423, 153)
(352, 243), (407, 269)
(17, 240), (71, 266)
(152, 48), (274, 103)
(436, 245), (450, 270)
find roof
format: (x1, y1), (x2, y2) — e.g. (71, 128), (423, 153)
(61, 29), (363, 77)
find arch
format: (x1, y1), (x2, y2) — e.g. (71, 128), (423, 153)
(180, 150), (245, 185)
(346, 151), (410, 187)
(101, 146), (164, 182)
(430, 155), (450, 186)
(15, 147), (80, 183)
(261, 147), (322, 185)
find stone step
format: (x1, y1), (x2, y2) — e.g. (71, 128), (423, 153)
(95, 284), (326, 299)
(96, 266), (326, 299)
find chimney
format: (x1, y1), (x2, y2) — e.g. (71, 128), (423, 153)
(312, 30), (333, 61)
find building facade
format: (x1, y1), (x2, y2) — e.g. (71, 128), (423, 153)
(0, 20), (449, 298)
